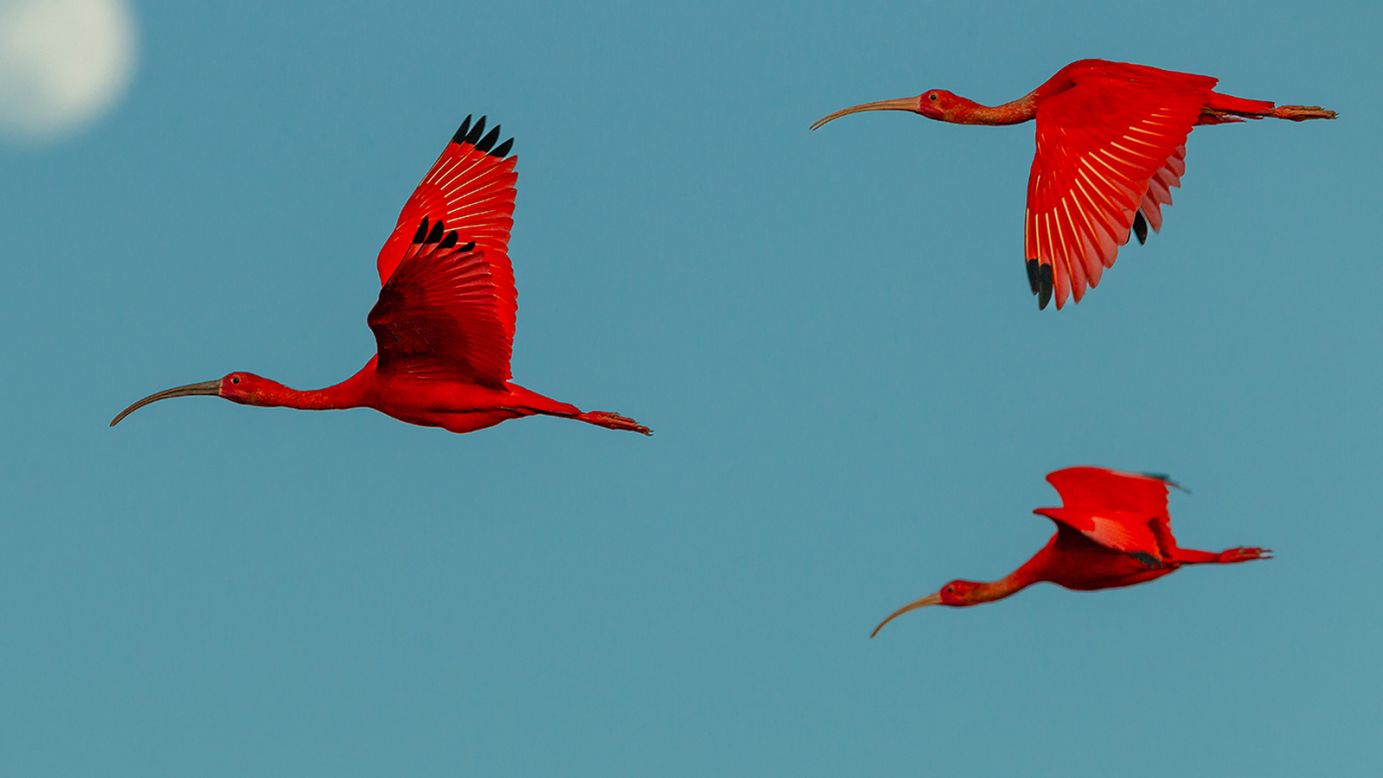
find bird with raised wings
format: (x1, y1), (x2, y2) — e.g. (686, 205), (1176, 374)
(871, 466), (1269, 637)
(112, 116), (650, 437)
(812, 59), (1335, 309)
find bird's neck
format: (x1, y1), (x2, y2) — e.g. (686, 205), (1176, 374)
(951, 93), (1038, 126)
(249, 367), (373, 411)
(971, 555), (1046, 603)
(271, 386), (362, 411)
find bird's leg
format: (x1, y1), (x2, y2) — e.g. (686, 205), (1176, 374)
(1174, 546), (1272, 564)
(1270, 105), (1337, 121)
(1216, 546), (1272, 563)
(499, 383), (650, 435)
(575, 411), (652, 435)
(1200, 91), (1336, 124)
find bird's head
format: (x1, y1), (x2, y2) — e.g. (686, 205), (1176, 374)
(869, 578), (984, 638)
(110, 371), (285, 426)
(938, 579), (983, 605)
(811, 89), (973, 130)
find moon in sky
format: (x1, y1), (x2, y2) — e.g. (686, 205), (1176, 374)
(0, 0), (137, 141)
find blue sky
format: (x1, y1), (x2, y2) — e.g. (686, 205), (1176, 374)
(2, 1), (1380, 775)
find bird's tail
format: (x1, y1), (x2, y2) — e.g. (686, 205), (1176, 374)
(576, 410), (652, 435)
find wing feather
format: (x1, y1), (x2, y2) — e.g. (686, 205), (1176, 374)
(374, 116), (519, 355)
(1024, 73), (1210, 308)
(1038, 466), (1190, 560)
(368, 227), (512, 387)
(1033, 466), (1188, 559)
(365, 116), (521, 386)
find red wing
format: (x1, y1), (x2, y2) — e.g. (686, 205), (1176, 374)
(1024, 73), (1214, 309)
(1136, 144), (1186, 234)
(1041, 466), (1185, 558)
(375, 115), (518, 347)
(1046, 466), (1178, 519)
(1041, 508), (1166, 559)
(367, 222), (512, 387)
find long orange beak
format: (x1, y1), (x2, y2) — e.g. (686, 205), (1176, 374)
(810, 96), (919, 131)
(110, 379), (221, 427)
(870, 592), (942, 638)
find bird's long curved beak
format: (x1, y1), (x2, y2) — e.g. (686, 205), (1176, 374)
(810, 97), (919, 131)
(870, 592), (942, 638)
(110, 380), (221, 427)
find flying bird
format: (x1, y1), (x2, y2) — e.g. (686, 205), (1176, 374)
(112, 116), (650, 437)
(812, 59), (1335, 310)
(871, 466), (1269, 637)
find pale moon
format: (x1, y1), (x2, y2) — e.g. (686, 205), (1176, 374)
(0, 0), (137, 141)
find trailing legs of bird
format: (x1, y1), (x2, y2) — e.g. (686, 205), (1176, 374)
(1173, 546), (1273, 564)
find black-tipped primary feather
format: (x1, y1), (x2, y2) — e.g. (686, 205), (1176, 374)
(425, 219), (445, 244)
(1133, 211), (1149, 245)
(1037, 265), (1054, 310)
(459, 240), (476, 252)
(452, 115), (473, 144)
(439, 230), (459, 249)
(413, 217), (430, 243)
(1131, 552), (1163, 569)
(1141, 472), (1189, 493)
(464, 116), (487, 145)
(1025, 258), (1040, 294)
(491, 137), (514, 157)
(476, 125), (501, 153)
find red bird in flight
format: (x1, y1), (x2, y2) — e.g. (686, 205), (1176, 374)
(812, 59), (1335, 310)
(871, 467), (1270, 637)
(112, 116), (650, 436)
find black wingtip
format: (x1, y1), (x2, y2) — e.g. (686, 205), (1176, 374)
(476, 125), (501, 153)
(1131, 552), (1164, 570)
(439, 230), (459, 249)
(1133, 211), (1149, 245)
(464, 116), (487, 146)
(453, 114), (514, 157)
(412, 217), (430, 243)
(1141, 471), (1191, 493)
(1025, 258), (1040, 294)
(425, 219), (445, 244)
(1037, 264), (1054, 310)
(452, 115), (473, 145)
(459, 240), (476, 252)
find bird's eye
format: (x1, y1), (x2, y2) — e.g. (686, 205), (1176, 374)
(945, 585), (954, 593)
(928, 93), (938, 101)
(231, 376), (241, 384)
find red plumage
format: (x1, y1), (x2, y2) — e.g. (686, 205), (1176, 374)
(813, 59), (1336, 310)
(111, 117), (650, 437)
(870, 466), (1270, 637)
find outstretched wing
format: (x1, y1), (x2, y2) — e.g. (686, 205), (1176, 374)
(376, 115), (518, 322)
(366, 117), (519, 387)
(1038, 466), (1183, 559)
(368, 220), (511, 387)
(1024, 67), (1214, 309)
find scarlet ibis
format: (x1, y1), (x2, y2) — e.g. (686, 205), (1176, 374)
(112, 116), (650, 436)
(811, 59), (1335, 310)
(871, 467), (1270, 637)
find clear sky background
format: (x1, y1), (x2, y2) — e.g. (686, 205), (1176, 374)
(2, 1), (1380, 775)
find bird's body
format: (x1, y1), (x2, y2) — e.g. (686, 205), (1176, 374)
(871, 466), (1270, 637)
(812, 59), (1336, 310)
(209, 357), (591, 435)
(111, 116), (650, 436)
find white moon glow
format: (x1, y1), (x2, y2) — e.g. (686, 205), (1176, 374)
(0, 0), (136, 141)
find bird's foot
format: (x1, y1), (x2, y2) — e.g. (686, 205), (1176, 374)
(1273, 105), (1337, 121)
(1218, 547), (1272, 563)
(578, 410), (652, 436)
